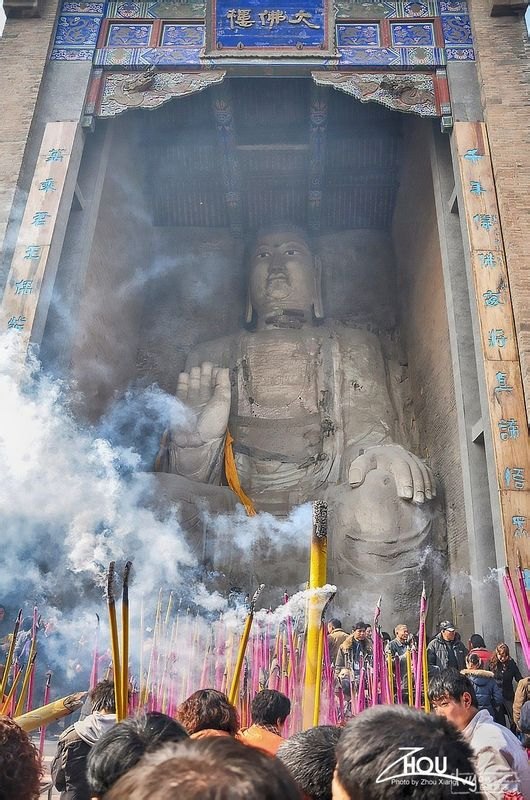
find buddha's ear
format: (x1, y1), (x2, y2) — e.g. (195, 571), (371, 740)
(245, 291), (254, 324)
(313, 255), (324, 319)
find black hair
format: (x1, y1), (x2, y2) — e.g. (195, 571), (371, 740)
(90, 679), (116, 713)
(467, 653), (481, 667)
(328, 618), (342, 630)
(352, 622), (366, 632)
(277, 725), (342, 800)
(86, 711), (188, 795)
(469, 634), (486, 649)
(335, 705), (478, 799)
(251, 689), (291, 726)
(428, 669), (478, 708)
(104, 736), (302, 800)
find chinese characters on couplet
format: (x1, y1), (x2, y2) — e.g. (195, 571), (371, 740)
(32, 212), (50, 227)
(7, 315), (26, 331)
(494, 371), (513, 394)
(470, 180), (486, 196)
(39, 178), (56, 194)
(14, 280), (33, 296)
(483, 289), (502, 307)
(24, 246), (42, 260)
(464, 148), (483, 164)
(473, 213), (497, 232)
(45, 147), (66, 163)
(512, 515), (528, 538)
(479, 251), (496, 268)
(505, 468), (525, 490)
(488, 328), (507, 348)
(226, 8), (321, 28)
(498, 418), (519, 441)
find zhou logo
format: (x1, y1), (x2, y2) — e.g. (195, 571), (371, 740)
(376, 748), (477, 791)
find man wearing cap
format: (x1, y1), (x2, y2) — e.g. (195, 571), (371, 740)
(427, 620), (468, 673)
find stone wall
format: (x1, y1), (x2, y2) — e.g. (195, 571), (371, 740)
(467, 0), (530, 422)
(393, 117), (472, 634)
(0, 3), (59, 259)
(69, 118), (151, 418)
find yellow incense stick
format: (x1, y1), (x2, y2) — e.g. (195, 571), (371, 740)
(228, 585), (264, 706)
(1, 667), (23, 714)
(303, 501), (328, 730)
(14, 645), (37, 717)
(406, 648), (413, 706)
(0, 609), (22, 700)
(386, 652), (394, 703)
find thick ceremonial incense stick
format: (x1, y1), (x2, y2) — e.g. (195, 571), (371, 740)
(15, 692), (86, 732)
(107, 562), (123, 720)
(303, 501), (328, 729)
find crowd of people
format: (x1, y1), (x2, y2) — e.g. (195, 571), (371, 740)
(2, 618), (530, 799)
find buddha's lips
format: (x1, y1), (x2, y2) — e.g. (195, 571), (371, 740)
(267, 270), (290, 284)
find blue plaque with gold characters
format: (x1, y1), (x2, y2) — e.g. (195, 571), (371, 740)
(206, 0), (336, 56)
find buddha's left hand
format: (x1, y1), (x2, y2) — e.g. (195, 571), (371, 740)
(348, 444), (435, 504)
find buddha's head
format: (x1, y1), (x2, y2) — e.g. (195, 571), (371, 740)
(246, 227), (324, 327)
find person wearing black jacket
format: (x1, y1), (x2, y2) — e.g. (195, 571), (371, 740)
(51, 680), (117, 800)
(427, 621), (468, 673)
(490, 642), (522, 727)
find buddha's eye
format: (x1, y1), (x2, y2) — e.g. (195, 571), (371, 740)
(285, 249), (298, 256)
(257, 250), (270, 259)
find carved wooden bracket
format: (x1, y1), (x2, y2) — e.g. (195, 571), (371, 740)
(87, 69), (226, 120)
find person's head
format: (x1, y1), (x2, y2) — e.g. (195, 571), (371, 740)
(428, 669), (478, 732)
(439, 620), (456, 642)
(104, 736), (302, 800)
(465, 653), (482, 670)
(328, 619), (342, 634)
(246, 227), (323, 326)
(0, 606), (5, 622)
(277, 725), (342, 800)
(333, 705), (477, 800)
(468, 633), (486, 650)
(87, 711), (188, 797)
(351, 622), (366, 641)
(0, 715), (42, 800)
(90, 678), (117, 714)
(176, 689), (239, 736)
(364, 625), (372, 638)
(493, 642), (510, 664)
(394, 624), (409, 644)
(251, 689), (291, 731)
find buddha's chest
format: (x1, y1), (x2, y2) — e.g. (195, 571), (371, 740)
(234, 332), (321, 418)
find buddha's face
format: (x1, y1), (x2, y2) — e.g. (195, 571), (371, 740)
(248, 231), (315, 320)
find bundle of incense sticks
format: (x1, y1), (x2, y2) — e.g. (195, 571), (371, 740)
(503, 566), (530, 668)
(15, 583), (439, 735)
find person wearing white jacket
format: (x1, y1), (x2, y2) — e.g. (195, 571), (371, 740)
(429, 669), (530, 800)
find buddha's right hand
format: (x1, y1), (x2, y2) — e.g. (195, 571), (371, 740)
(171, 362), (231, 448)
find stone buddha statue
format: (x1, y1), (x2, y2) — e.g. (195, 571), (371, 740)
(153, 227), (445, 621)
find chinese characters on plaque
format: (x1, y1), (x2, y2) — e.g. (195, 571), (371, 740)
(207, 0), (334, 55)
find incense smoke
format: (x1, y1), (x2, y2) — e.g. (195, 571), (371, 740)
(0, 333), (314, 694)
